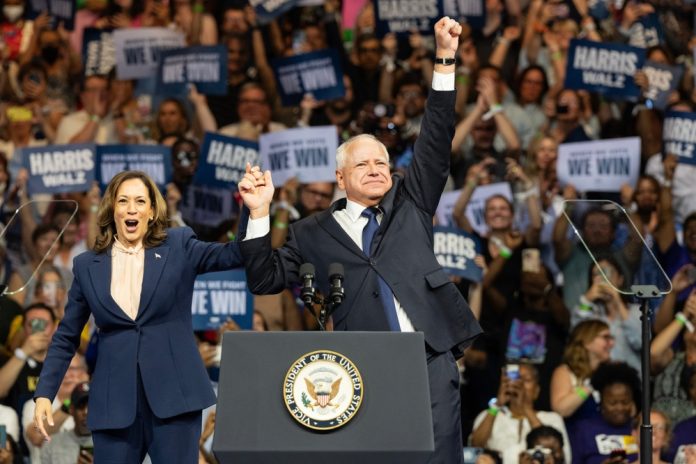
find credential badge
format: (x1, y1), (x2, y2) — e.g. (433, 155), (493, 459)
(283, 350), (363, 431)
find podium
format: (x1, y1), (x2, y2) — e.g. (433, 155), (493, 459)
(213, 331), (434, 464)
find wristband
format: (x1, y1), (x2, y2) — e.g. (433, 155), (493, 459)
(14, 347), (28, 362)
(89, 114), (101, 123)
(273, 221), (288, 229)
(61, 399), (71, 414)
(575, 386), (589, 401)
(193, 3), (205, 13)
(663, 180), (672, 189)
(551, 51), (563, 61)
(487, 398), (500, 416)
(90, 204), (99, 214)
(456, 74), (470, 86)
(579, 295), (593, 312)
(482, 103), (503, 121)
(499, 247), (512, 260)
(675, 312), (695, 333)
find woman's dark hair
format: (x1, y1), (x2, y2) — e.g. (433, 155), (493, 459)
(480, 449), (503, 464)
(526, 425), (564, 449)
(93, 171), (168, 253)
(157, 98), (191, 136)
(514, 65), (549, 104)
(591, 361), (642, 414)
(31, 223), (61, 245)
(23, 301), (57, 323)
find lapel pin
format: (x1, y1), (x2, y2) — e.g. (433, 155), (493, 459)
(155, 253), (161, 259)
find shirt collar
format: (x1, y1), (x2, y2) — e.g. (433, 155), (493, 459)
(345, 199), (382, 223)
(113, 236), (143, 255)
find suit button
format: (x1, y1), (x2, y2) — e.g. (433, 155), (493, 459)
(372, 292), (379, 298)
(369, 259), (376, 266)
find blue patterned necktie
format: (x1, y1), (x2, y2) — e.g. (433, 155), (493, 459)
(361, 207), (400, 331)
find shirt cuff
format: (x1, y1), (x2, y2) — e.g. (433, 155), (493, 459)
(244, 215), (270, 240)
(432, 71), (455, 91)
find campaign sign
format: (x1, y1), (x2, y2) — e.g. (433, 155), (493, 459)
(180, 184), (238, 228)
(192, 270), (253, 330)
(557, 137), (641, 192)
(663, 111), (696, 166)
(195, 133), (259, 190)
(27, 0), (75, 30)
(629, 13), (663, 49)
(564, 39), (645, 99)
(250, 0), (300, 25)
(157, 45), (228, 96)
(21, 144), (96, 194)
(433, 226), (482, 282)
(643, 61), (682, 111)
(271, 50), (345, 106)
(82, 28), (115, 77)
(435, 182), (513, 236)
(259, 126), (338, 186)
(374, 0), (442, 36)
(443, 0), (485, 29)
(97, 145), (172, 190)
(113, 28), (185, 80)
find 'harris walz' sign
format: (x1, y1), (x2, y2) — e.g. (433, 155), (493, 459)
(663, 111), (696, 166)
(564, 39), (645, 100)
(433, 226), (482, 282)
(196, 133), (259, 190)
(21, 144), (95, 194)
(374, 0), (442, 36)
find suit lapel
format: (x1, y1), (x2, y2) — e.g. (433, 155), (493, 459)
(88, 252), (132, 322)
(316, 200), (365, 258)
(137, 245), (170, 319)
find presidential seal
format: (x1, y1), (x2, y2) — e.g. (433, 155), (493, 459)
(283, 350), (364, 431)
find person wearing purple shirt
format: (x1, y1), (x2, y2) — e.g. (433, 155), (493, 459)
(666, 365), (696, 463)
(570, 362), (641, 464)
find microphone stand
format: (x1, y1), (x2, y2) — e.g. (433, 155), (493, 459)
(632, 284), (660, 464)
(303, 295), (341, 332)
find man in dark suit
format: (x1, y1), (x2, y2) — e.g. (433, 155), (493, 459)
(239, 17), (481, 464)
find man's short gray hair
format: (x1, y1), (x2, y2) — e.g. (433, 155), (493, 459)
(335, 134), (390, 169)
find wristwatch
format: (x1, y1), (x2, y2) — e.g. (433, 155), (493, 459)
(434, 57), (456, 66)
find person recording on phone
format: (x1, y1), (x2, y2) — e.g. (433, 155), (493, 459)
(33, 171), (246, 463)
(519, 425), (566, 464)
(470, 363), (570, 464)
(572, 256), (641, 371)
(0, 303), (55, 416)
(238, 17), (481, 464)
(39, 382), (93, 464)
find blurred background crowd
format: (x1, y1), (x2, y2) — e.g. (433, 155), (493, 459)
(1, 0), (696, 463)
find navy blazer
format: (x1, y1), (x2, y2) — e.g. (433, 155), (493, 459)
(240, 90), (482, 354)
(35, 227), (242, 430)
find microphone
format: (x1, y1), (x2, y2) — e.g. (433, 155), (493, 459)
(328, 263), (345, 306)
(299, 263), (315, 305)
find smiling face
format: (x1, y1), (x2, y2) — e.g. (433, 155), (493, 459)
(601, 383), (635, 426)
(484, 196), (513, 232)
(584, 328), (615, 363)
(335, 137), (392, 207)
(113, 178), (153, 248)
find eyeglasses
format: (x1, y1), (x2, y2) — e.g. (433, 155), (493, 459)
(302, 188), (333, 200)
(399, 90), (422, 99)
(359, 47), (381, 54)
(597, 333), (615, 342)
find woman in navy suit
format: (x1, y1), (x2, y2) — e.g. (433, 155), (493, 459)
(33, 170), (247, 463)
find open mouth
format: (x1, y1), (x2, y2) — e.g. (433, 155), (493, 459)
(124, 219), (139, 233)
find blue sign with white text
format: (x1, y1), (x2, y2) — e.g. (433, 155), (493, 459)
(21, 144), (95, 194)
(157, 45), (228, 96)
(253, 0), (300, 25)
(663, 111), (696, 166)
(272, 50), (345, 107)
(192, 269), (253, 330)
(564, 39), (645, 100)
(433, 226), (483, 282)
(196, 133), (259, 190)
(96, 145), (172, 190)
(27, 0), (76, 30)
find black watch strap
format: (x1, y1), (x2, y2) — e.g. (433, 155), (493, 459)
(434, 57), (456, 65)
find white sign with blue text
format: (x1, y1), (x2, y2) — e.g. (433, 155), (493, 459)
(436, 182), (513, 236)
(113, 28), (185, 80)
(557, 137), (641, 192)
(259, 126), (337, 186)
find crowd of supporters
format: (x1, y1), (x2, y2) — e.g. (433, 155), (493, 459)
(1, 0), (696, 463)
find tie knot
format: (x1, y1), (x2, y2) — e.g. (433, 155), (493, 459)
(361, 206), (381, 219)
